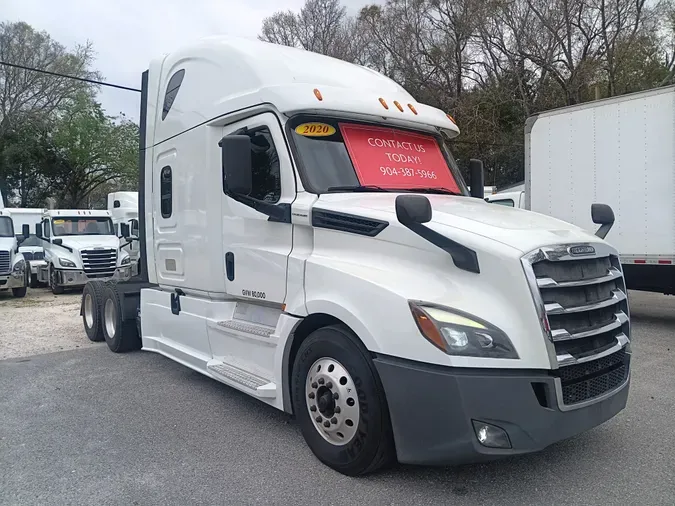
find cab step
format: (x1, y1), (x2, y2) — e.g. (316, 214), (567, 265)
(206, 360), (277, 398)
(216, 319), (275, 337)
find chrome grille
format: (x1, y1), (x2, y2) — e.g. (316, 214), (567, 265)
(80, 248), (117, 278)
(522, 244), (630, 407)
(0, 250), (9, 274)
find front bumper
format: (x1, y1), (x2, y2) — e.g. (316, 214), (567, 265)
(374, 352), (630, 466)
(29, 260), (47, 275)
(0, 271), (27, 289)
(54, 266), (132, 287)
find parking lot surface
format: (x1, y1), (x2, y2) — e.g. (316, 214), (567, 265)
(1, 290), (674, 505)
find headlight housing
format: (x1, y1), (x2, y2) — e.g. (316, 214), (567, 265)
(121, 256), (131, 265)
(409, 301), (518, 359)
(12, 259), (25, 272)
(59, 257), (76, 268)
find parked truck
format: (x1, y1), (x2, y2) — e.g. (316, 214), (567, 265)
(525, 86), (675, 294)
(81, 36), (631, 475)
(9, 208), (48, 287)
(35, 209), (132, 294)
(0, 209), (30, 297)
(108, 192), (140, 276)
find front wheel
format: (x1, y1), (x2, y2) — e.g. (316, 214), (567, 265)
(12, 267), (28, 298)
(291, 325), (395, 476)
(49, 266), (64, 295)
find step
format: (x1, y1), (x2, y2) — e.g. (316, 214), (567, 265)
(216, 319), (276, 338)
(207, 361), (277, 398)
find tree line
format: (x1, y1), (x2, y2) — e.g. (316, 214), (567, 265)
(0, 21), (138, 209)
(260, 0), (675, 186)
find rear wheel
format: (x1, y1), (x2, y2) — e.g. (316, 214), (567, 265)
(82, 281), (106, 342)
(30, 273), (39, 288)
(101, 284), (140, 353)
(291, 325), (395, 476)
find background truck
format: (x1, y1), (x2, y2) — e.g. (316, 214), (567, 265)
(81, 36), (631, 476)
(0, 209), (30, 297)
(486, 182), (525, 208)
(35, 209), (132, 294)
(8, 208), (48, 287)
(525, 85), (675, 295)
(108, 192), (140, 276)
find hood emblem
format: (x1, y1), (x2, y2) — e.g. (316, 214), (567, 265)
(569, 245), (595, 256)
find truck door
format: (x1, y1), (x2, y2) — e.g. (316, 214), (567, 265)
(221, 112), (296, 305)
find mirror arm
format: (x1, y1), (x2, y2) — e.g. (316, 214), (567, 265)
(226, 191), (291, 224)
(595, 223), (613, 239)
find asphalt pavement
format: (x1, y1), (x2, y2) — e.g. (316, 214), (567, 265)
(1, 290), (674, 506)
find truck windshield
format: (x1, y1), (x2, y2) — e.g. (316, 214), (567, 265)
(52, 217), (114, 236)
(0, 216), (14, 237)
(288, 116), (468, 195)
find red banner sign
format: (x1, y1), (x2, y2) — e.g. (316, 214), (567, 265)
(339, 123), (460, 193)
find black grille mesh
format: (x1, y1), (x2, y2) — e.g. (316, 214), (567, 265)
(558, 349), (628, 405)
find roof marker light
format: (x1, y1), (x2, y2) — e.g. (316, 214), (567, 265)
(379, 98), (389, 110)
(313, 88), (323, 101)
(408, 103), (418, 115)
(393, 100), (404, 112)
(446, 114), (457, 125)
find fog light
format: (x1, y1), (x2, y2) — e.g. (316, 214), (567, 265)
(472, 420), (511, 449)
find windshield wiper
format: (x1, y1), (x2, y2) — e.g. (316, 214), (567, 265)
(325, 185), (394, 193)
(408, 187), (462, 196)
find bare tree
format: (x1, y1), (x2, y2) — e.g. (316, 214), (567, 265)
(0, 21), (101, 132)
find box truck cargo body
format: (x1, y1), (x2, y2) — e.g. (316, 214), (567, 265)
(525, 86), (675, 294)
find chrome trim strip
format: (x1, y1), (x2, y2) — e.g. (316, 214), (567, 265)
(556, 333), (629, 366)
(537, 267), (622, 288)
(551, 312), (629, 342)
(545, 289), (626, 315)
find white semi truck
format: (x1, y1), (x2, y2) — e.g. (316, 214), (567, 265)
(0, 209), (30, 297)
(525, 86), (675, 295)
(9, 208), (48, 287)
(108, 192), (140, 276)
(35, 209), (132, 294)
(81, 36), (631, 475)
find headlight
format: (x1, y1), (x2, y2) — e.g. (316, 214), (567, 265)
(121, 256), (131, 265)
(409, 301), (518, 359)
(12, 259), (25, 272)
(59, 257), (76, 268)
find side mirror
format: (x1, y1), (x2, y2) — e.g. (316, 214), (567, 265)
(396, 195), (432, 224)
(591, 203), (615, 239)
(120, 222), (131, 238)
(130, 220), (139, 237)
(35, 223), (43, 239)
(469, 159), (484, 199)
(114, 200), (121, 209)
(219, 135), (252, 196)
(53, 238), (63, 246)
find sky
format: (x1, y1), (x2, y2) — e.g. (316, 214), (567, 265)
(4, 0), (373, 123)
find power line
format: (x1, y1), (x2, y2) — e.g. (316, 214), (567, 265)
(0, 60), (141, 93)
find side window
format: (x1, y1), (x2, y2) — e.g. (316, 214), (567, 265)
(162, 69), (185, 121)
(130, 219), (139, 236)
(43, 219), (51, 239)
(248, 128), (281, 203)
(160, 166), (172, 218)
(491, 199), (514, 207)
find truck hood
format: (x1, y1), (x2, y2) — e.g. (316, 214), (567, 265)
(318, 193), (602, 253)
(56, 235), (120, 252)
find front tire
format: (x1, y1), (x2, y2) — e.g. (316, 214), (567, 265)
(49, 266), (64, 295)
(12, 267), (28, 298)
(291, 325), (395, 476)
(82, 281), (106, 342)
(101, 284), (140, 353)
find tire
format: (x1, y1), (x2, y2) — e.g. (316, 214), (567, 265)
(82, 281), (106, 342)
(291, 325), (395, 476)
(100, 284), (140, 353)
(49, 265), (65, 295)
(30, 273), (39, 288)
(12, 267), (28, 298)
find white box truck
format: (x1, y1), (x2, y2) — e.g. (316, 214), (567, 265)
(525, 86), (675, 294)
(35, 209), (133, 294)
(81, 36), (632, 475)
(108, 192), (140, 276)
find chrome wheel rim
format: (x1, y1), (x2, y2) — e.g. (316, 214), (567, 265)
(104, 298), (116, 338)
(84, 293), (94, 329)
(305, 357), (360, 446)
